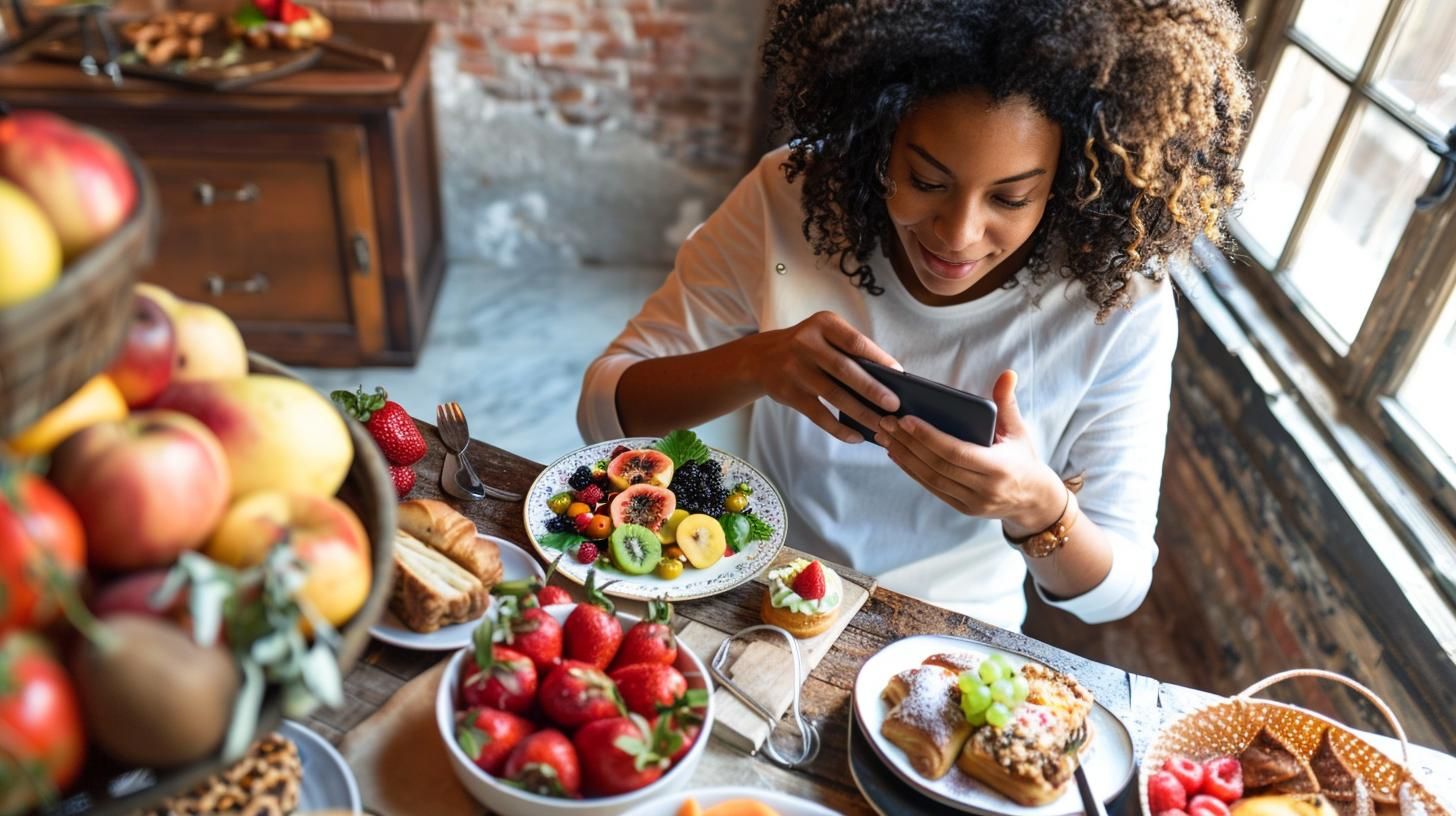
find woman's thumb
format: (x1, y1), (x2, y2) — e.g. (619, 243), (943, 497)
(993, 370), (1027, 438)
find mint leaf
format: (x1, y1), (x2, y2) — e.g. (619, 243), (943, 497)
(653, 430), (710, 469)
(719, 512), (749, 554)
(745, 513), (774, 543)
(540, 531), (586, 551)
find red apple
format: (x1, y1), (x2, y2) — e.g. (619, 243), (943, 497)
(205, 490), (371, 629)
(49, 411), (231, 571)
(89, 568), (181, 621)
(105, 291), (176, 408)
(0, 110), (136, 258)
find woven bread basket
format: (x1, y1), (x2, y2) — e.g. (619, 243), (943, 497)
(1138, 669), (1448, 815)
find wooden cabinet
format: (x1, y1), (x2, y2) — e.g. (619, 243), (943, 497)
(0, 20), (445, 366)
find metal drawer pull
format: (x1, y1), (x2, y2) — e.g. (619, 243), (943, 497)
(195, 181), (260, 206)
(206, 272), (269, 296)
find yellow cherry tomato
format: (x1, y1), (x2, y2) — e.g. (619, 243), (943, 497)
(725, 492), (749, 513)
(655, 558), (684, 580)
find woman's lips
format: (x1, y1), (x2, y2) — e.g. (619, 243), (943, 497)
(917, 240), (983, 281)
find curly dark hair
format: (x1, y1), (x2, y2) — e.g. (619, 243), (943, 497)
(761, 0), (1253, 319)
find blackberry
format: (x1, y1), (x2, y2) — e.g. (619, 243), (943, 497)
(545, 514), (575, 534)
(700, 459), (722, 479)
(568, 466), (593, 490)
(668, 458), (730, 514)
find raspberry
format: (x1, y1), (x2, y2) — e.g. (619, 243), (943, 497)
(1188, 795), (1231, 816)
(1199, 757), (1242, 803)
(575, 541), (599, 564)
(568, 466), (594, 490)
(1147, 771), (1187, 815)
(575, 483), (605, 507)
(791, 561), (826, 600)
(1163, 755), (1204, 795)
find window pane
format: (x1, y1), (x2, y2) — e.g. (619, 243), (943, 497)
(1293, 0), (1387, 72)
(1285, 104), (1439, 343)
(1399, 285), (1456, 463)
(1373, 0), (1456, 134)
(1236, 47), (1348, 261)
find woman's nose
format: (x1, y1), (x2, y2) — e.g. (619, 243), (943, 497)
(932, 196), (986, 252)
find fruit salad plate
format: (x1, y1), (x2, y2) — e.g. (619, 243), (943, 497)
(621, 786), (843, 816)
(523, 434), (788, 602)
(853, 634), (1136, 816)
(369, 534), (545, 650)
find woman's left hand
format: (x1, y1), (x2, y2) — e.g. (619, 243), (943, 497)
(876, 370), (1066, 536)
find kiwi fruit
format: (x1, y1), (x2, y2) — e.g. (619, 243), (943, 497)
(610, 523), (663, 575)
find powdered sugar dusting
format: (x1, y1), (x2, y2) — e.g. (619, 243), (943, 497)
(887, 666), (962, 746)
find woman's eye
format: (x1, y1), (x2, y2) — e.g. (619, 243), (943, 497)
(996, 196), (1032, 209)
(909, 175), (943, 192)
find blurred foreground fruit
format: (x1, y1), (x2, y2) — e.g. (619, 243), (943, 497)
(105, 291), (177, 408)
(0, 178), (61, 308)
(6, 374), (128, 457)
(0, 631), (85, 816)
(0, 471), (85, 633)
(165, 299), (248, 382)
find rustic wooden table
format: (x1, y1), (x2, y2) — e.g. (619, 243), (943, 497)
(307, 420), (1456, 815)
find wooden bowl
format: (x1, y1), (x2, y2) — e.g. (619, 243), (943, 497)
(53, 352), (395, 815)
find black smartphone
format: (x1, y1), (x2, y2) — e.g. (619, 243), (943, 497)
(837, 358), (998, 447)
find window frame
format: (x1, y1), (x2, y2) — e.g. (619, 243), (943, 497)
(1231, 0), (1456, 526)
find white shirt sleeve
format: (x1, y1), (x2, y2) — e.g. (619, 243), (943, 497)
(576, 161), (768, 442)
(1036, 283), (1179, 623)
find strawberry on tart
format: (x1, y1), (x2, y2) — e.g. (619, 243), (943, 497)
(760, 558), (843, 638)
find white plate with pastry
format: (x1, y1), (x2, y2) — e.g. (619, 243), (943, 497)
(370, 499), (546, 651)
(853, 634), (1135, 816)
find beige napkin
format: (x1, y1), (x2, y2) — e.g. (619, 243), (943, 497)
(337, 661), (485, 816)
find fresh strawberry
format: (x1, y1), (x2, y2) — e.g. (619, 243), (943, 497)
(1188, 795), (1232, 816)
(539, 660), (625, 729)
(502, 729), (580, 798)
(650, 689), (709, 763)
(610, 663), (687, 719)
(499, 605), (563, 676)
(330, 386), (427, 466)
(791, 560), (826, 600)
(573, 714), (669, 797)
(575, 540), (598, 565)
(1148, 770), (1188, 814)
(455, 707), (534, 776)
(1200, 756), (1242, 802)
(540, 586), (573, 606)
(574, 483), (605, 507)
(1163, 755), (1204, 795)
(388, 463), (415, 497)
(564, 569), (622, 669)
(251, 0), (281, 17)
(611, 599), (677, 670)
(278, 0), (310, 24)
(459, 621), (538, 714)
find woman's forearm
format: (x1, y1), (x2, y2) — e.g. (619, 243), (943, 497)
(614, 333), (768, 436)
(1010, 490), (1116, 598)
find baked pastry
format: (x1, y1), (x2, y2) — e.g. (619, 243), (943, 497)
(143, 732), (301, 816)
(880, 665), (972, 780)
(1308, 728), (1398, 815)
(398, 499), (503, 589)
(1243, 727), (1320, 795)
(390, 530), (487, 632)
(923, 652), (984, 676)
(759, 558), (842, 638)
(954, 662), (1095, 805)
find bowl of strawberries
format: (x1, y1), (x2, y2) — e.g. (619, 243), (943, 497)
(435, 570), (714, 816)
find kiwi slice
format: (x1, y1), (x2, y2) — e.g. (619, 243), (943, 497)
(609, 523), (663, 576)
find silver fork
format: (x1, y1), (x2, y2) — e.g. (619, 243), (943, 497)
(435, 402), (524, 502)
(1066, 725), (1107, 816)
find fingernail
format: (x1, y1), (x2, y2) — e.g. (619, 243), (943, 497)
(874, 433), (888, 446)
(879, 416), (895, 432)
(843, 431), (863, 444)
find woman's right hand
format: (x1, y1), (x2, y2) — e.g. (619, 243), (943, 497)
(745, 311), (902, 443)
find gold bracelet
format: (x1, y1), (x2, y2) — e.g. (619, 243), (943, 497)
(1004, 486), (1078, 558)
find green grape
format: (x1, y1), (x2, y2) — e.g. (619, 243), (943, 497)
(990, 678), (1015, 705)
(1011, 674), (1030, 704)
(977, 660), (1004, 684)
(963, 703), (988, 727)
(989, 653), (1014, 674)
(985, 701), (1012, 728)
(957, 672), (978, 695)
(962, 682), (992, 714)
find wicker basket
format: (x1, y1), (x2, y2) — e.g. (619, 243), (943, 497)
(1138, 669), (1448, 815)
(0, 135), (158, 438)
(60, 353), (396, 815)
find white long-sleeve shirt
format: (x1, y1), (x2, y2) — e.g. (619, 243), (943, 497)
(578, 147), (1177, 630)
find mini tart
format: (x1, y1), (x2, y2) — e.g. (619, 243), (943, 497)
(759, 558), (843, 639)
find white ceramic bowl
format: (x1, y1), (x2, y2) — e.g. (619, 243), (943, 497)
(436, 604), (715, 816)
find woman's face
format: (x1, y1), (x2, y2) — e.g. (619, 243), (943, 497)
(885, 89), (1062, 304)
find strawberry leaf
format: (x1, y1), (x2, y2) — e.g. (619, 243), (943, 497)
(456, 722), (486, 758)
(652, 429), (710, 468)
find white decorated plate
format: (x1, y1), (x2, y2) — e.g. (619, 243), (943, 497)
(279, 720), (362, 814)
(621, 786), (842, 816)
(369, 534), (546, 650)
(853, 634), (1135, 816)
(523, 437), (788, 601)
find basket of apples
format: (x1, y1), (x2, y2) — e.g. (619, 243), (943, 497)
(436, 572), (714, 815)
(0, 106), (158, 439)
(1, 282), (395, 815)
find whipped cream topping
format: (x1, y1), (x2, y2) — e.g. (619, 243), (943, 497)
(768, 558), (842, 615)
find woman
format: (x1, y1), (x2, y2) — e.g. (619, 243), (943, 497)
(578, 0), (1251, 629)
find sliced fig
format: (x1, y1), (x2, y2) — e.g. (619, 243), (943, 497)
(606, 449), (674, 491)
(609, 484), (676, 532)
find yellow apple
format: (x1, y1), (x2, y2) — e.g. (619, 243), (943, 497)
(7, 374), (128, 456)
(170, 299), (247, 382)
(0, 179), (61, 308)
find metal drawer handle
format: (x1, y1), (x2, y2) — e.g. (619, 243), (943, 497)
(206, 272), (269, 296)
(195, 181), (260, 206)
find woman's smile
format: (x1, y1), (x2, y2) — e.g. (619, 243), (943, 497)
(917, 238), (986, 281)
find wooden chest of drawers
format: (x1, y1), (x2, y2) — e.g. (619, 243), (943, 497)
(0, 20), (445, 367)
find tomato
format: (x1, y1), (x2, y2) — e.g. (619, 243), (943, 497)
(0, 631), (85, 814)
(0, 472), (86, 633)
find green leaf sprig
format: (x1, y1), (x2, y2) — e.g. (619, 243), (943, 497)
(652, 430), (710, 469)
